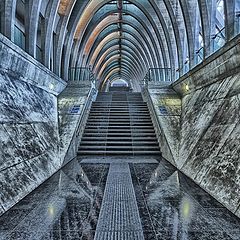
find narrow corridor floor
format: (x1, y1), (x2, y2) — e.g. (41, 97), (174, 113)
(94, 163), (144, 239)
(0, 156), (240, 240)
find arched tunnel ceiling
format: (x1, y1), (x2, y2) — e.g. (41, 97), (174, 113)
(6, 0), (237, 90)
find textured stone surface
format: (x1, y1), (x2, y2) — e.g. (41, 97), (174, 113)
(1, 157), (240, 240)
(0, 158), (108, 240)
(150, 44), (240, 218)
(0, 38), (65, 215)
(148, 85), (181, 166)
(146, 34), (240, 218)
(179, 75), (240, 215)
(131, 159), (240, 240)
(0, 71), (60, 213)
(0, 34), (66, 95)
(58, 82), (94, 166)
(152, 77), (240, 217)
(0, 35), (96, 215)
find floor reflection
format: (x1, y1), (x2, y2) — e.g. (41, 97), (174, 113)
(0, 159), (108, 240)
(0, 157), (240, 240)
(131, 159), (240, 240)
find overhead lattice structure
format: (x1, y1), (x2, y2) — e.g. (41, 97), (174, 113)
(1, 0), (240, 89)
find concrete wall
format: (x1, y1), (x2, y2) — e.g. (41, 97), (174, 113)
(58, 81), (96, 166)
(0, 33), (95, 216)
(178, 74), (240, 216)
(0, 34), (67, 216)
(150, 36), (240, 217)
(146, 83), (181, 166)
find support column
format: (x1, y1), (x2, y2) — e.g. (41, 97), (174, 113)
(25, 0), (41, 57)
(224, 0), (235, 41)
(3, 0), (17, 41)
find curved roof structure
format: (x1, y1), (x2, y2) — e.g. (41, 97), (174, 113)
(1, 0), (239, 90)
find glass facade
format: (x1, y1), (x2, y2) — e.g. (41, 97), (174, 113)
(14, 25), (25, 50)
(36, 45), (43, 63)
(69, 67), (91, 81)
(148, 68), (172, 82)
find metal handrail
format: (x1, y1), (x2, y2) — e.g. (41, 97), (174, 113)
(143, 68), (172, 83)
(69, 67), (95, 82)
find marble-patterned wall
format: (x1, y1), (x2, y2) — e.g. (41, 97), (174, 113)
(150, 38), (240, 218)
(179, 75), (240, 216)
(0, 35), (67, 216)
(0, 73), (61, 216)
(0, 34), (66, 95)
(58, 81), (96, 166)
(147, 83), (181, 166)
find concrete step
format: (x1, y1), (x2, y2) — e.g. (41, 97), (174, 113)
(78, 146), (160, 150)
(90, 111), (150, 113)
(84, 129), (155, 133)
(92, 104), (147, 106)
(86, 121), (152, 124)
(86, 122), (153, 124)
(91, 107), (148, 110)
(90, 109), (148, 112)
(81, 137), (158, 141)
(91, 105), (148, 108)
(86, 120), (152, 123)
(85, 126), (154, 129)
(80, 141), (159, 146)
(92, 103), (147, 106)
(86, 121), (153, 128)
(94, 101), (145, 104)
(77, 150), (161, 156)
(87, 117), (151, 119)
(87, 117), (151, 120)
(89, 113), (150, 116)
(83, 133), (156, 137)
(89, 111), (149, 113)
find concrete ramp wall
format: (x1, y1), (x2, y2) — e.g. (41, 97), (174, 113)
(150, 36), (240, 217)
(0, 35), (92, 216)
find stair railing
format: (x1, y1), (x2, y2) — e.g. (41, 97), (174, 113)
(145, 68), (172, 82)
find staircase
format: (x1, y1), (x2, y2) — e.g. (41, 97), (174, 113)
(78, 92), (161, 156)
(109, 86), (130, 92)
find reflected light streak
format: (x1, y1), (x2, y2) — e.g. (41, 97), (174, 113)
(48, 204), (55, 217)
(180, 197), (194, 221)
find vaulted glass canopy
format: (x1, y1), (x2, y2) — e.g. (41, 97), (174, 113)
(1, 0), (239, 90)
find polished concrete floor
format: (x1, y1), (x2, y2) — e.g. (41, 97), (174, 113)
(0, 156), (240, 240)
